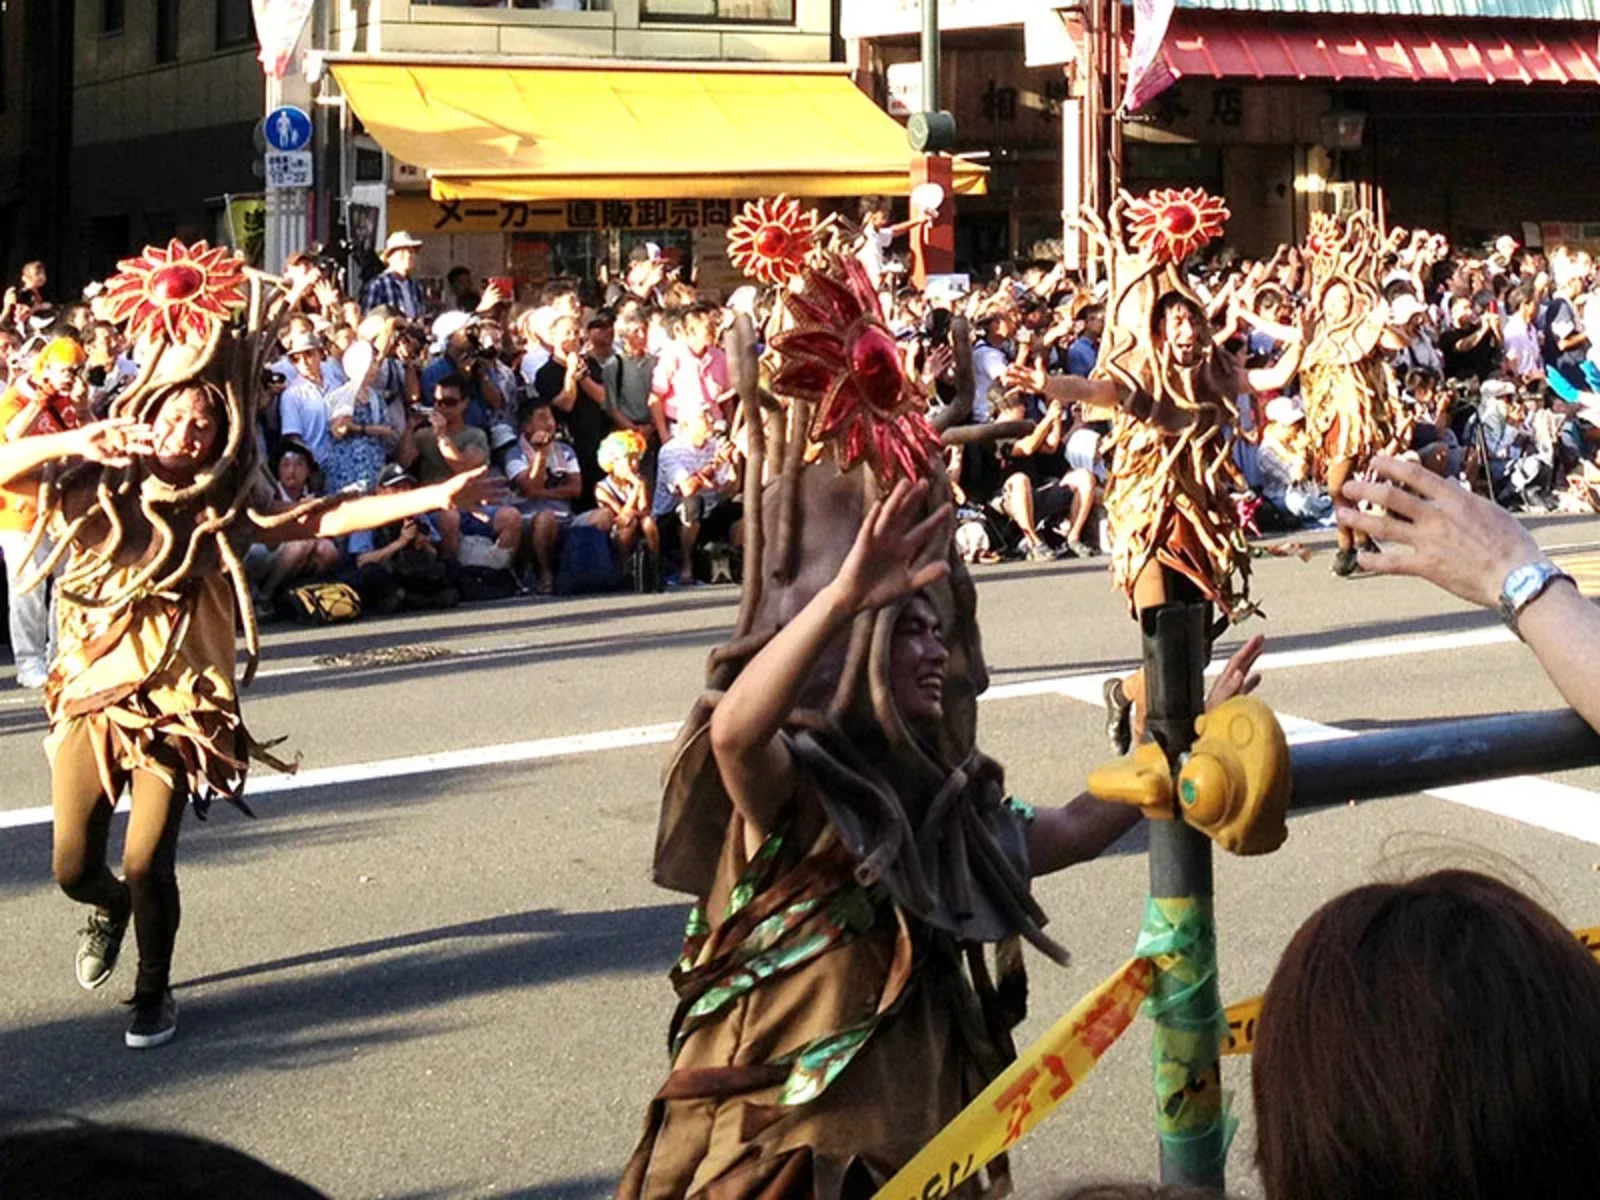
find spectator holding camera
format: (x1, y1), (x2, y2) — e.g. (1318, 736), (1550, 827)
(507, 401), (609, 596)
(535, 314), (611, 506)
(652, 407), (738, 589)
(343, 463), (461, 614)
(1439, 295), (1502, 381)
(422, 311), (507, 434)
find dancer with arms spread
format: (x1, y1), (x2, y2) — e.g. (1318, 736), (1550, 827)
(0, 243), (499, 1049)
(1009, 190), (1298, 749)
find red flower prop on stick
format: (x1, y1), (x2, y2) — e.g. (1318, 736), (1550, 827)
(727, 195), (817, 286)
(769, 255), (940, 481)
(1124, 188), (1229, 265)
(102, 239), (248, 345)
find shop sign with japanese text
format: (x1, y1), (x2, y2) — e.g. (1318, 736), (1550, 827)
(390, 196), (737, 236)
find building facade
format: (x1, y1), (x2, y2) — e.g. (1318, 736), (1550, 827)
(845, 0), (1600, 264)
(0, 0), (76, 288)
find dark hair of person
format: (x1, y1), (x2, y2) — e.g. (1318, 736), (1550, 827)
(585, 314), (614, 332)
(434, 373), (468, 400)
(1403, 366), (1439, 394)
(1382, 278), (1418, 303)
(446, 266), (471, 285)
(0, 1120), (327, 1199)
(1506, 285), (1530, 311)
(539, 280), (578, 306)
(1253, 869), (1600, 1200)
(518, 397), (554, 429)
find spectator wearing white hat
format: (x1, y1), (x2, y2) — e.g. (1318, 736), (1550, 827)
(421, 310), (506, 434)
(1258, 395), (1332, 526)
(1388, 292), (1444, 378)
(362, 231), (426, 320)
(279, 330), (333, 464)
(324, 341), (394, 497)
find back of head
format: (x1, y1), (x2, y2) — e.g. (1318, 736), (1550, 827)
(1253, 869), (1600, 1200)
(0, 1123), (327, 1200)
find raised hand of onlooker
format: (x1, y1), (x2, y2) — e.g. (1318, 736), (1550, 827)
(1003, 361), (1049, 396)
(833, 478), (951, 614)
(313, 278), (341, 312)
(1335, 454), (1540, 609)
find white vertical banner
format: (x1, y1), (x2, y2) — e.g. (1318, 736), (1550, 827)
(1121, 0), (1178, 114)
(253, 0), (316, 80)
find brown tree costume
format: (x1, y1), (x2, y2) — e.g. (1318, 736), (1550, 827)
(18, 241), (318, 811)
(1298, 211), (1398, 475)
(1082, 189), (1253, 619)
(620, 203), (1066, 1199)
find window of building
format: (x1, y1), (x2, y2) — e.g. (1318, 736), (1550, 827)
(216, 0), (255, 50)
(101, 0), (126, 35)
(156, 0), (181, 63)
(640, 0), (792, 21)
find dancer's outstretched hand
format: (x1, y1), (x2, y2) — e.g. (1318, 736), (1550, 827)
(1206, 634), (1265, 712)
(1336, 454), (1541, 610)
(834, 478), (951, 614)
(438, 466), (510, 512)
(73, 418), (156, 467)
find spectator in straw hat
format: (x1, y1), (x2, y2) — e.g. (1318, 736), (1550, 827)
(362, 231), (425, 320)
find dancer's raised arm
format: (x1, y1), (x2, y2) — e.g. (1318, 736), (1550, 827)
(708, 478), (950, 840)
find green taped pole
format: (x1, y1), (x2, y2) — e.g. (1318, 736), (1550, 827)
(1139, 600), (1229, 1189)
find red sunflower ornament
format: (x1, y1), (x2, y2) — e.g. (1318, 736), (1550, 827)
(101, 239), (248, 345)
(727, 195), (817, 286)
(768, 255), (940, 481)
(1305, 212), (1340, 261)
(1124, 188), (1229, 266)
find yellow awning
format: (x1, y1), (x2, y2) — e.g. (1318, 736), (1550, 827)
(329, 60), (987, 202)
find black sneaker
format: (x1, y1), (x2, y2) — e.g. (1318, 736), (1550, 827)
(125, 990), (178, 1049)
(75, 907), (130, 991)
(1332, 547), (1360, 577)
(1103, 677), (1134, 756)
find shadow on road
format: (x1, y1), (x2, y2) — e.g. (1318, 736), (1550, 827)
(0, 901), (682, 1116)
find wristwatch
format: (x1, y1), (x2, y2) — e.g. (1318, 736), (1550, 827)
(1498, 560), (1574, 639)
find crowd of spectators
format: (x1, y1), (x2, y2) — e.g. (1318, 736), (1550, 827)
(7, 213), (1600, 627)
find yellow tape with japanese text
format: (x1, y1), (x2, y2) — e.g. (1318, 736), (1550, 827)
(1222, 924), (1600, 1057)
(872, 957), (1153, 1200)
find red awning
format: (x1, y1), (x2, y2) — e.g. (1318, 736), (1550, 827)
(1155, 15), (1600, 86)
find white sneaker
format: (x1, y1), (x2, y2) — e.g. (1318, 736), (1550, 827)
(14, 661), (46, 689)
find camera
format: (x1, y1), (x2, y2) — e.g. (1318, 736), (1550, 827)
(261, 369), (287, 389)
(921, 308), (953, 346)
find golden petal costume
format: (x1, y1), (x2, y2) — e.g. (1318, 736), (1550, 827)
(1085, 189), (1252, 619)
(620, 203), (1063, 1199)
(21, 241), (310, 813)
(1298, 211), (1399, 471)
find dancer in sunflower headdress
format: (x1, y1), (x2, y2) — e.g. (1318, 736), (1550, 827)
(619, 198), (1264, 1197)
(1297, 210), (1406, 577)
(1009, 189), (1301, 750)
(0, 242), (500, 1050)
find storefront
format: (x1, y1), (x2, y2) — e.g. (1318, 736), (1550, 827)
(325, 56), (986, 299)
(846, 1), (1600, 262)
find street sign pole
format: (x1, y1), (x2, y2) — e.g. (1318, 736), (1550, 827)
(262, 26), (314, 273)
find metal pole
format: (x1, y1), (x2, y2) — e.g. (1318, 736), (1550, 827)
(921, 0), (940, 116)
(1140, 601), (1226, 1190)
(1289, 709), (1600, 811)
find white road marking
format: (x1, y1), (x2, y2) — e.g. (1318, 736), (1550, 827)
(2, 620), (1596, 841)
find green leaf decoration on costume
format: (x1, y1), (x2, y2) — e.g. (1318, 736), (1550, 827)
(775, 1021), (879, 1107)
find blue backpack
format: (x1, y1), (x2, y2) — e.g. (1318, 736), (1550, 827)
(556, 522), (623, 595)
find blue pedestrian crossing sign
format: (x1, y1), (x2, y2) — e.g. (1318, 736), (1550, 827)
(264, 106), (313, 153)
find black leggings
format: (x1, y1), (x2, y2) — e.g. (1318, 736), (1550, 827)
(51, 722), (187, 998)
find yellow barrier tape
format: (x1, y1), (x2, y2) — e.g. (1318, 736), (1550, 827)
(1223, 924), (1600, 1057)
(872, 957), (1152, 1200)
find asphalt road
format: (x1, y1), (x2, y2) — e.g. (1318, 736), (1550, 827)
(2, 515), (1600, 1199)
